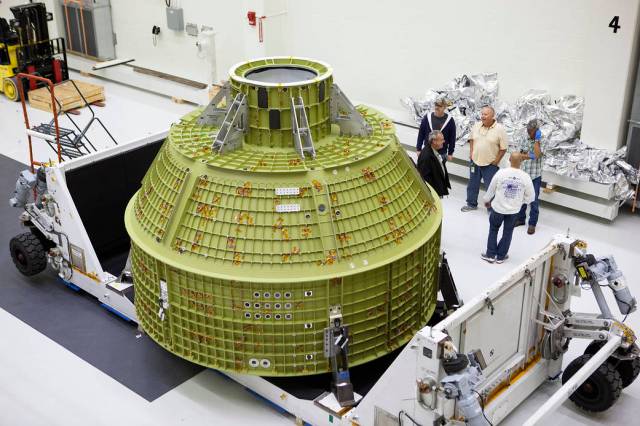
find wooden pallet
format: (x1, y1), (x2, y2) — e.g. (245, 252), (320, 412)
(29, 80), (105, 113)
(126, 64), (208, 89)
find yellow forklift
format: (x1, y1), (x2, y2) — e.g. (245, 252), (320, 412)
(0, 2), (68, 101)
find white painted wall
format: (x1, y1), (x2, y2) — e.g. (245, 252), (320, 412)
(2, 0), (638, 151)
(107, 0), (246, 86)
(580, 1), (640, 152)
(273, 0), (640, 151)
(281, 0), (598, 105)
(107, 0), (295, 85)
(0, 0), (268, 85)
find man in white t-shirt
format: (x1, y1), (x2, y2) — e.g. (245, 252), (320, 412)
(481, 153), (535, 263)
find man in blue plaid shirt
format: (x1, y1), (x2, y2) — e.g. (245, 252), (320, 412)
(514, 119), (544, 234)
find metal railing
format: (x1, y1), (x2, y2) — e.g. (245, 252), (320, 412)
(16, 72), (118, 168)
(16, 73), (62, 170)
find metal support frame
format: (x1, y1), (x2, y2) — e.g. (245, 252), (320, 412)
(330, 84), (372, 137)
(18, 163), (138, 322)
(323, 305), (355, 407)
(197, 81), (233, 126)
(439, 253), (462, 309)
(211, 92), (247, 154)
(430, 252), (463, 325)
(290, 95), (316, 159)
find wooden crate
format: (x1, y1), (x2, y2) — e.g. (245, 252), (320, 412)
(29, 80), (105, 113)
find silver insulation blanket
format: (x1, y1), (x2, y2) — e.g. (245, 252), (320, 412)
(402, 75), (638, 201)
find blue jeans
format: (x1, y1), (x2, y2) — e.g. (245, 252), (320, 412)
(486, 211), (517, 260)
(518, 176), (541, 226)
(466, 162), (498, 207)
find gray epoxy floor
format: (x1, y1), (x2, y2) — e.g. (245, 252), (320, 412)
(0, 79), (639, 426)
(0, 152), (206, 402)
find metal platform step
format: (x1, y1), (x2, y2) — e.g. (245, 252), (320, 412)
(30, 123), (91, 160)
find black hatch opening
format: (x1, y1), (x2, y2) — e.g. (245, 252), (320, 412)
(64, 140), (164, 275)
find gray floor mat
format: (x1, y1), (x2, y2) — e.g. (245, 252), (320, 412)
(0, 154), (203, 402)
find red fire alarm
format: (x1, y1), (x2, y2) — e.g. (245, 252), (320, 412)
(247, 11), (257, 26)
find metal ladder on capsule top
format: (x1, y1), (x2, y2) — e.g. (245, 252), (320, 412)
(291, 96), (316, 160)
(211, 92), (246, 154)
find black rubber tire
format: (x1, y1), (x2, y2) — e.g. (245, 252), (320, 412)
(442, 354), (469, 374)
(562, 354), (622, 412)
(583, 340), (606, 356)
(584, 340), (640, 388)
(9, 232), (47, 276)
(617, 356), (640, 388)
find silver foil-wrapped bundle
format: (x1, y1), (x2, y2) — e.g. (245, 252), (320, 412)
(544, 145), (637, 201)
(402, 74), (638, 202)
(543, 95), (585, 150)
(615, 159), (640, 185)
(401, 72), (500, 145)
(402, 89), (441, 125)
(499, 90), (585, 151)
(401, 74), (584, 150)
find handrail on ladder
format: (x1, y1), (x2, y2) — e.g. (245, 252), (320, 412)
(16, 73), (62, 172)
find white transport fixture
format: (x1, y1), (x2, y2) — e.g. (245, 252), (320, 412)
(9, 131), (168, 323)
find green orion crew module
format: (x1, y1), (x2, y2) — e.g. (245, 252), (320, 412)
(124, 57), (442, 376)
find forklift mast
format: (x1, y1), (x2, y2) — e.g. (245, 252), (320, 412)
(11, 2), (54, 74)
(0, 17), (18, 44)
(3, 2), (68, 92)
(10, 2), (51, 46)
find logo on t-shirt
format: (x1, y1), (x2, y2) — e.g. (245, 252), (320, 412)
(502, 177), (522, 199)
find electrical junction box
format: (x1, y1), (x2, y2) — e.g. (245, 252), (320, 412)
(166, 7), (184, 31)
(185, 22), (198, 36)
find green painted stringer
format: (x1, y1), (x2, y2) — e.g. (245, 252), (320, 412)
(125, 57), (443, 376)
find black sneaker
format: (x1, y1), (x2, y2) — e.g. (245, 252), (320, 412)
(480, 253), (495, 263)
(461, 205), (478, 212)
(496, 255), (510, 264)
(514, 220), (525, 227)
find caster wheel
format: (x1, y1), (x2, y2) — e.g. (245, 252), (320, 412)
(9, 232), (47, 276)
(585, 340), (640, 388)
(562, 354), (622, 412)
